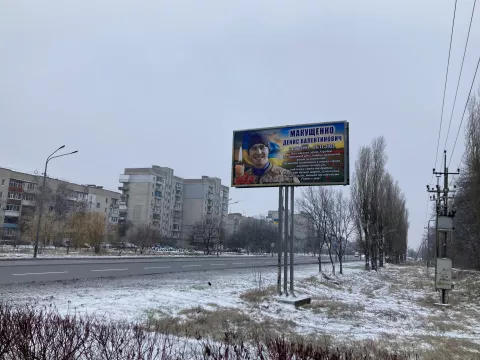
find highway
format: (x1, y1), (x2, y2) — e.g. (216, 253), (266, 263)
(0, 255), (359, 285)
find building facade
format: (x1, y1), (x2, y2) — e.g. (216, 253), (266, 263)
(181, 176), (229, 243)
(118, 167), (229, 247)
(118, 166), (183, 239)
(0, 167), (121, 240)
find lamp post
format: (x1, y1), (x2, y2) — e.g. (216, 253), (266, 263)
(33, 146), (78, 258)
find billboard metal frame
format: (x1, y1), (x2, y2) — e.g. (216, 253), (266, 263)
(231, 120), (350, 188)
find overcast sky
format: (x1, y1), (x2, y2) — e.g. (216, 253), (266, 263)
(1, 0), (479, 248)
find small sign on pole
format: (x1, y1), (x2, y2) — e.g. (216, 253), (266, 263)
(435, 258), (452, 290)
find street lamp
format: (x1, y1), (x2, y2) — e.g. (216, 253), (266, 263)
(33, 146), (78, 258)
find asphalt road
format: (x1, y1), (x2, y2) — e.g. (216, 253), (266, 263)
(0, 255), (359, 285)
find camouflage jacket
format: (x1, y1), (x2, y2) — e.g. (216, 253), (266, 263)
(246, 165), (300, 184)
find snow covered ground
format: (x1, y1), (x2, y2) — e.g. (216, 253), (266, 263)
(1, 262), (479, 357)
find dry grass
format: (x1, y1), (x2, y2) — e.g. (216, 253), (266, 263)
(239, 285), (275, 303)
(305, 299), (365, 320)
(416, 335), (480, 360)
(145, 306), (296, 342)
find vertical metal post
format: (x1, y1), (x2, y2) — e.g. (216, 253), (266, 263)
(290, 186), (295, 295)
(277, 187), (283, 295)
(284, 186), (289, 296)
(33, 162), (48, 258)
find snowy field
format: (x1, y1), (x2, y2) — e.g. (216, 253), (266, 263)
(2, 262), (479, 358)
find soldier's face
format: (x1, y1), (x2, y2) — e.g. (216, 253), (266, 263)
(249, 143), (269, 168)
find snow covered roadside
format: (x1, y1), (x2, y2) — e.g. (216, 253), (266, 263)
(1, 263), (479, 358)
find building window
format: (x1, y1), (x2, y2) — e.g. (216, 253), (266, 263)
(1, 179), (4, 185)
(105, 198), (108, 203)
(25, 182), (35, 190)
(111, 217), (118, 223)
(105, 208), (107, 212)
(96, 203), (100, 208)
(8, 192), (22, 200)
(0, 192), (2, 198)
(6, 204), (20, 211)
(5, 228), (13, 236)
(9, 180), (22, 188)
(23, 194), (35, 202)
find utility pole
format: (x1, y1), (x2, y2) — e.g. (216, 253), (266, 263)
(427, 150), (459, 304)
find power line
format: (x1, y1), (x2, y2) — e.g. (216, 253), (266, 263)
(448, 55), (480, 168)
(433, 0), (458, 171)
(443, 0), (477, 153)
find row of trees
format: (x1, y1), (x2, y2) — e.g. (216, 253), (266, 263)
(297, 136), (409, 273)
(435, 94), (480, 270)
(18, 183), (173, 254)
(351, 137), (409, 270)
(20, 183), (113, 254)
(189, 216), (278, 255)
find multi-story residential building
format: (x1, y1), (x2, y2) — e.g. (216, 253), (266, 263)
(181, 176), (229, 243)
(0, 167), (121, 240)
(118, 167), (229, 247)
(118, 166), (184, 239)
(225, 213), (244, 236)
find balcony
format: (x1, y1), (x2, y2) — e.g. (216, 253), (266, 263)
(207, 192), (214, 199)
(154, 191), (162, 199)
(118, 186), (129, 192)
(174, 204), (182, 211)
(5, 210), (20, 217)
(21, 199), (36, 207)
(3, 223), (18, 229)
(23, 186), (37, 194)
(119, 175), (130, 183)
(173, 217), (180, 224)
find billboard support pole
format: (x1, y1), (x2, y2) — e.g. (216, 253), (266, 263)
(284, 186), (289, 296)
(277, 186), (283, 296)
(290, 186), (295, 296)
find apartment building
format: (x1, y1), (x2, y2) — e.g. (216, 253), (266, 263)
(0, 167), (121, 240)
(181, 176), (230, 242)
(118, 167), (229, 247)
(118, 166), (184, 239)
(224, 213), (244, 236)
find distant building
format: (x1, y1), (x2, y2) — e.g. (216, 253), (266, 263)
(118, 167), (229, 247)
(0, 167), (120, 240)
(225, 213), (244, 236)
(181, 176), (229, 244)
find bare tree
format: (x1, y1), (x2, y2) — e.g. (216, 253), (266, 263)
(350, 145), (373, 270)
(83, 213), (107, 254)
(297, 187), (330, 272)
(324, 189), (353, 275)
(449, 94), (480, 270)
(129, 224), (161, 254)
(191, 217), (222, 255)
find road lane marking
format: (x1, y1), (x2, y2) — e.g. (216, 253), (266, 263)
(210, 263), (226, 266)
(90, 268), (128, 272)
(182, 265), (201, 268)
(232, 262), (245, 265)
(144, 266), (171, 269)
(12, 271), (68, 276)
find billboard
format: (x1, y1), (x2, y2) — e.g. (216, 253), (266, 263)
(232, 121), (349, 188)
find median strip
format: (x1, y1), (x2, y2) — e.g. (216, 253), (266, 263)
(210, 263), (226, 266)
(12, 271), (68, 276)
(181, 265), (201, 268)
(90, 268), (128, 272)
(144, 266), (171, 269)
(232, 262), (245, 265)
